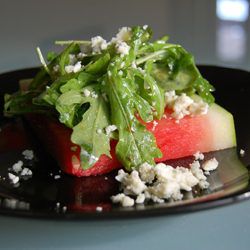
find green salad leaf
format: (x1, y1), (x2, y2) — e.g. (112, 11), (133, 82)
(3, 25), (215, 171)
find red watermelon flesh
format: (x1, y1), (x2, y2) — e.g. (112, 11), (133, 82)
(142, 103), (236, 162)
(26, 99), (236, 177)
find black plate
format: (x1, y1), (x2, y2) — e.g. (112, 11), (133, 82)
(0, 66), (249, 220)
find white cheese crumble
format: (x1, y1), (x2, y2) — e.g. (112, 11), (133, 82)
(91, 36), (108, 54)
(68, 54), (78, 65)
(12, 160), (23, 173)
(111, 156), (219, 207)
(91, 91), (98, 98)
(83, 89), (91, 97)
(80, 43), (92, 54)
(96, 206), (103, 212)
(116, 27), (132, 42)
(8, 173), (19, 184)
(202, 158), (219, 171)
(105, 125), (117, 135)
(65, 61), (82, 73)
(20, 168), (32, 176)
(152, 120), (158, 131)
(53, 64), (60, 73)
(240, 149), (245, 156)
(22, 150), (34, 160)
(115, 40), (130, 55)
(164, 90), (209, 120)
(193, 151), (204, 160)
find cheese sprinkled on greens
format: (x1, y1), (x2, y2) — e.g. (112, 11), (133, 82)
(4, 26), (215, 171)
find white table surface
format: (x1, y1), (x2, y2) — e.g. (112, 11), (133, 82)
(1, 199), (250, 250)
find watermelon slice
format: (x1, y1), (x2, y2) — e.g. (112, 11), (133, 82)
(26, 96), (236, 177)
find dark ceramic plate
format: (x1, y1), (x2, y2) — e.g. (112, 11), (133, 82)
(0, 66), (249, 220)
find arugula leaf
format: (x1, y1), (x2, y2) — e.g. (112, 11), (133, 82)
(102, 57), (162, 170)
(56, 85), (116, 169)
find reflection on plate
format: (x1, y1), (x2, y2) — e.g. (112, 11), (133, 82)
(0, 66), (249, 219)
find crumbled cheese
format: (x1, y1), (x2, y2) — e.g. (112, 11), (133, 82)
(172, 93), (193, 115)
(138, 162), (155, 183)
(115, 40), (130, 55)
(105, 125), (117, 135)
(189, 161), (206, 181)
(65, 61), (82, 74)
(202, 158), (219, 171)
(164, 90), (209, 120)
(20, 168), (32, 176)
(91, 91), (98, 98)
(65, 65), (74, 74)
(68, 54), (77, 65)
(96, 129), (102, 134)
(148, 180), (183, 201)
(110, 193), (125, 203)
(189, 101), (209, 116)
(77, 52), (86, 60)
(96, 206), (103, 212)
(164, 90), (178, 107)
(152, 120), (158, 131)
(4, 198), (30, 210)
(240, 149), (245, 156)
(22, 150), (34, 160)
(112, 157), (218, 207)
(121, 195), (135, 207)
(91, 36), (108, 54)
(83, 89), (91, 97)
(53, 64), (60, 73)
(116, 27), (132, 42)
(73, 61), (82, 73)
(12, 160), (23, 173)
(136, 193), (145, 204)
(8, 173), (19, 184)
(115, 169), (147, 195)
(199, 180), (210, 189)
(193, 151), (204, 160)
(80, 43), (92, 54)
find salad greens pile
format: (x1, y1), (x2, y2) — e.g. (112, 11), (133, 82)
(4, 26), (215, 171)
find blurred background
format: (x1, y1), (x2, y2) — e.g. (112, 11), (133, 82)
(0, 0), (250, 74)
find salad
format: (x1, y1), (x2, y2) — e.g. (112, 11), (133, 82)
(4, 25), (215, 173)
